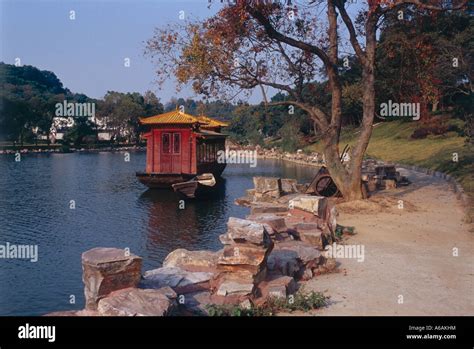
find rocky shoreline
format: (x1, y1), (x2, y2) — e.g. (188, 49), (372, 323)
(47, 177), (342, 316)
(42, 146), (470, 316)
(45, 158), (416, 316)
(253, 146), (324, 168)
(255, 146), (469, 209)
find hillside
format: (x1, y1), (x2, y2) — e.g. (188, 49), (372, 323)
(304, 120), (473, 220)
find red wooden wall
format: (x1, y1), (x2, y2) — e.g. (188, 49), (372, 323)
(145, 126), (196, 175)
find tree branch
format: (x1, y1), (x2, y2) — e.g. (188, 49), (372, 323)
(334, 0), (368, 67)
(380, 0), (467, 14)
(265, 100), (329, 131)
(245, 5), (332, 68)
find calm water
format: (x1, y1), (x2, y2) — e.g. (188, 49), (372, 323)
(0, 152), (317, 315)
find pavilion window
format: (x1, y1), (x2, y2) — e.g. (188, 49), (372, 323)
(162, 133), (170, 153)
(173, 133), (181, 154)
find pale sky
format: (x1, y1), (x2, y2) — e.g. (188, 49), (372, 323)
(0, 0), (364, 104)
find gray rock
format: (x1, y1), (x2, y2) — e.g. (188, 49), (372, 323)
(267, 241), (326, 279)
(294, 223), (325, 249)
(216, 281), (254, 296)
(288, 195), (328, 218)
(281, 178), (298, 194)
(250, 202), (289, 214)
(253, 177), (282, 200)
(259, 275), (297, 299)
(163, 248), (220, 272)
(267, 249), (302, 277)
(225, 217), (273, 247)
(245, 214), (288, 234)
(218, 244), (270, 267)
(142, 267), (214, 294)
(82, 247), (142, 310)
(97, 287), (175, 316)
(276, 241), (323, 264)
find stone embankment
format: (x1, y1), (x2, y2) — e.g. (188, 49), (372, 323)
(253, 146), (323, 168)
(47, 177), (340, 316)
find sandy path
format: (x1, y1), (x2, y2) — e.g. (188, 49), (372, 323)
(305, 168), (474, 315)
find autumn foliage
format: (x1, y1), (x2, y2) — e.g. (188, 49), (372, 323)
(146, 0), (467, 200)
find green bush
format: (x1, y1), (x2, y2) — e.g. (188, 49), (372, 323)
(205, 290), (328, 317)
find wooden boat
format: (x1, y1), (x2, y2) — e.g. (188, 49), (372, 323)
(136, 109), (228, 189)
(172, 173), (216, 198)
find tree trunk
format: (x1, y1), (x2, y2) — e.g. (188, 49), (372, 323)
(321, 135), (365, 201)
(320, 12), (378, 202)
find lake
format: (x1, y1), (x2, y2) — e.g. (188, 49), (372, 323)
(0, 152), (317, 315)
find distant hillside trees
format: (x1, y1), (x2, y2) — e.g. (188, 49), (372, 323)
(0, 63), (70, 144)
(376, 10), (473, 120)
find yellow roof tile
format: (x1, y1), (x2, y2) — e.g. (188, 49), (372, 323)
(140, 110), (201, 125)
(196, 115), (229, 127)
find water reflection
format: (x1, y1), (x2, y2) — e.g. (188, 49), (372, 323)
(138, 178), (229, 264)
(0, 153), (317, 315)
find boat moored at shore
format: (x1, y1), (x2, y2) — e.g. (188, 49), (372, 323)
(136, 110), (228, 189)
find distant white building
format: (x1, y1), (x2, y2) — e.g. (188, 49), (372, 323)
(49, 117), (74, 143)
(90, 115), (115, 141)
(48, 115), (115, 143)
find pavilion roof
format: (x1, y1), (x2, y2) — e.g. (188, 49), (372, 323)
(196, 115), (229, 128)
(139, 110), (201, 125)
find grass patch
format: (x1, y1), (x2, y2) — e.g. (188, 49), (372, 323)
(205, 290), (328, 316)
(304, 120), (473, 221)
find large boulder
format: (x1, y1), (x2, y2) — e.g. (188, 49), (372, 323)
(281, 178), (298, 194)
(275, 241), (324, 265)
(82, 247), (142, 310)
(212, 269), (261, 297)
(163, 249), (221, 272)
(253, 177), (282, 200)
(258, 275), (297, 299)
(141, 266), (214, 294)
(216, 280), (255, 297)
(250, 202), (289, 214)
(266, 249), (301, 278)
(267, 241), (335, 280)
(298, 230), (324, 250)
(288, 195), (328, 218)
(218, 244), (272, 268)
(284, 210), (319, 229)
(294, 223), (326, 249)
(97, 287), (176, 316)
(245, 214), (288, 234)
(225, 218), (273, 246)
